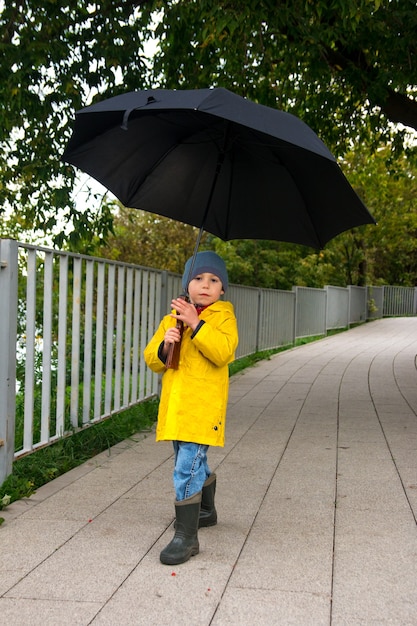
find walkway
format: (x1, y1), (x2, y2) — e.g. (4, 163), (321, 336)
(1, 317), (416, 625)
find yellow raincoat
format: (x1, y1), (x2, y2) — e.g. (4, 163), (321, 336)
(144, 300), (238, 447)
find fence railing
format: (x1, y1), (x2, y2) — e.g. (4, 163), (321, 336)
(1, 238), (416, 483)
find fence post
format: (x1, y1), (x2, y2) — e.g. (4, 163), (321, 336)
(160, 270), (168, 315)
(293, 286), (298, 339)
(255, 288), (262, 353)
(0, 239), (18, 485)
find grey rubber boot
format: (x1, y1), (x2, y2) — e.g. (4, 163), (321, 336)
(160, 491), (201, 565)
(198, 473), (217, 528)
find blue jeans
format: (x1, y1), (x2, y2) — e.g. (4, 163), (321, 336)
(173, 441), (211, 501)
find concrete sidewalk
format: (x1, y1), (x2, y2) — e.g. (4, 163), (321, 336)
(1, 317), (416, 625)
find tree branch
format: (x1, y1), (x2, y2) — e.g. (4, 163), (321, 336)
(322, 45), (417, 132)
(380, 90), (417, 130)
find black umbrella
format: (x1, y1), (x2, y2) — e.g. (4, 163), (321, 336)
(62, 87), (375, 252)
(63, 87), (375, 368)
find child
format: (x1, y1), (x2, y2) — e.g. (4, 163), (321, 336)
(144, 251), (238, 565)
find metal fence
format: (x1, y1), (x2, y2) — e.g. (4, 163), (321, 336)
(326, 285), (350, 329)
(1, 237), (416, 483)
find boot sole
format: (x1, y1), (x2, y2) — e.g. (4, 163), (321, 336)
(160, 546), (199, 565)
(198, 519), (217, 528)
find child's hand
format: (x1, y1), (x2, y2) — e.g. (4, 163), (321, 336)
(161, 326), (182, 360)
(170, 298), (200, 331)
(164, 326), (182, 345)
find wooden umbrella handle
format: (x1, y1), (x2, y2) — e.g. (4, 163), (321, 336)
(165, 294), (188, 369)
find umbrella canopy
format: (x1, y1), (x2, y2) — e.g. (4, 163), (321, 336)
(62, 87), (375, 249)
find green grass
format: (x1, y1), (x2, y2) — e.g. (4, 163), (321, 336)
(229, 344), (294, 376)
(0, 330), (345, 522)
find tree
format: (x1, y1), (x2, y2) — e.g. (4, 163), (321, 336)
(0, 0), (155, 246)
(1, 0), (417, 247)
(345, 145), (417, 286)
(152, 0), (417, 152)
(210, 238), (311, 290)
(101, 207), (205, 274)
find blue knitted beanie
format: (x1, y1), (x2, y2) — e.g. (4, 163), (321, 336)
(182, 251), (228, 292)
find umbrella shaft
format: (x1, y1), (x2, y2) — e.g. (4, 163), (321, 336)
(185, 143), (227, 290)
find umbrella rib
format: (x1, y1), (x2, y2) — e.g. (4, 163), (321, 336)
(128, 112), (225, 207)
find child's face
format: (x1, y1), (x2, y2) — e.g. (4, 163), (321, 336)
(188, 273), (224, 306)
